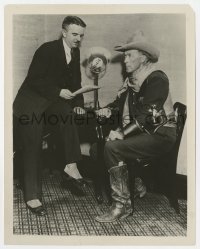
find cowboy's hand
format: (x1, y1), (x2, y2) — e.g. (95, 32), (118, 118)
(73, 107), (86, 115)
(96, 108), (112, 118)
(60, 89), (75, 100)
(106, 130), (124, 141)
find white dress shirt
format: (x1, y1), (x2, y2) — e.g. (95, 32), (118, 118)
(62, 39), (72, 64)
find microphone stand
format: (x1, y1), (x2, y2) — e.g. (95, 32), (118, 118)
(94, 74), (104, 141)
(93, 74), (111, 203)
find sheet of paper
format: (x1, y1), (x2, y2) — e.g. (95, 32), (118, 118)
(73, 85), (100, 96)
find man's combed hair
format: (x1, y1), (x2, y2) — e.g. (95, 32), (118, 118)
(62, 16), (86, 29)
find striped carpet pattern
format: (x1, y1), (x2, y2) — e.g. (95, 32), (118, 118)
(13, 171), (187, 236)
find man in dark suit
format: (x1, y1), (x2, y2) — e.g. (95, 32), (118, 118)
(13, 16), (87, 215)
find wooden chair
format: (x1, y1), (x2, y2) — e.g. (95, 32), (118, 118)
(128, 102), (187, 214)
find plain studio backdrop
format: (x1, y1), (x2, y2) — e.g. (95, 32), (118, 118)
(12, 14), (187, 175)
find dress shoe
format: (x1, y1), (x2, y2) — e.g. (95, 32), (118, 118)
(26, 204), (47, 216)
(61, 173), (87, 196)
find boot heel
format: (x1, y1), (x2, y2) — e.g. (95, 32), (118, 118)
(119, 210), (133, 220)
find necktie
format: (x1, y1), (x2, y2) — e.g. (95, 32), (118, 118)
(67, 48), (74, 64)
(70, 48), (74, 61)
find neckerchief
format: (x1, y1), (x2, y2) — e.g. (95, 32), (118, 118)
(117, 63), (156, 97)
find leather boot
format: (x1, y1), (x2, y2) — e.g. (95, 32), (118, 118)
(95, 164), (133, 223)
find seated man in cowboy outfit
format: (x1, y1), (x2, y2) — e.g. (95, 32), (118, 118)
(91, 30), (177, 223)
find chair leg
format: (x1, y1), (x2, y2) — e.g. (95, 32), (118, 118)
(13, 149), (24, 190)
(96, 140), (112, 205)
(169, 172), (180, 213)
(128, 165), (135, 212)
(103, 169), (112, 205)
(169, 198), (180, 214)
(164, 168), (180, 214)
(93, 178), (104, 204)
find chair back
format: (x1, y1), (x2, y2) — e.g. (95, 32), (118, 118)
(173, 102), (187, 155)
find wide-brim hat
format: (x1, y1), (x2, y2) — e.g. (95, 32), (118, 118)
(114, 30), (160, 62)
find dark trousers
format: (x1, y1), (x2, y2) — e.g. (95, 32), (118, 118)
(103, 127), (176, 170)
(14, 99), (81, 202)
(90, 127), (176, 170)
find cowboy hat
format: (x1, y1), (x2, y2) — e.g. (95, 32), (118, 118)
(114, 30), (160, 62)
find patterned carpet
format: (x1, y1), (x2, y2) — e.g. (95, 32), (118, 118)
(13, 171), (187, 236)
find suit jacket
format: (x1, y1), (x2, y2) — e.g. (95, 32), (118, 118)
(106, 70), (175, 133)
(13, 39), (84, 118)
